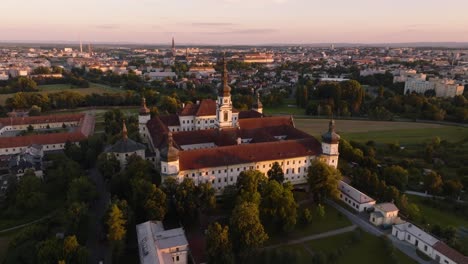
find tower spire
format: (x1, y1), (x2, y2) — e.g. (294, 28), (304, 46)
(219, 53), (231, 97)
(139, 96), (150, 115)
(122, 120), (128, 140)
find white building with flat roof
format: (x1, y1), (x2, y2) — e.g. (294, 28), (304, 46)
(392, 222), (468, 264)
(136, 221), (189, 264)
(370, 203), (401, 226)
(338, 181), (376, 212)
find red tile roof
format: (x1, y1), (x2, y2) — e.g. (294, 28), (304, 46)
(433, 241), (468, 264)
(159, 115), (180, 127)
(238, 116), (293, 130)
(0, 114), (95, 149)
(178, 137), (321, 171)
(180, 103), (199, 116)
(0, 132), (86, 149)
(238, 110), (263, 119)
(195, 99), (216, 116)
(0, 113), (85, 127)
(179, 99), (238, 117)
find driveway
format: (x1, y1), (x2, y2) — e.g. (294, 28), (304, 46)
(86, 168), (111, 264)
(327, 200), (432, 264)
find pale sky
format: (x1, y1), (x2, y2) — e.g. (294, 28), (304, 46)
(2, 0), (468, 44)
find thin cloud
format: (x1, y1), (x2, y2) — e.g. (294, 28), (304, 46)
(94, 24), (120, 30)
(199, 28), (278, 35)
(192, 22), (236, 27)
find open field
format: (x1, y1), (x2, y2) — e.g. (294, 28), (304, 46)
(407, 195), (468, 228)
(268, 203), (351, 245)
(280, 231), (417, 264)
(0, 83), (125, 105)
(295, 119), (468, 144)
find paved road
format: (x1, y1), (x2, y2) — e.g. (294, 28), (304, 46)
(265, 225), (357, 249)
(86, 168), (111, 264)
(405, 191), (465, 203)
(327, 200), (432, 264)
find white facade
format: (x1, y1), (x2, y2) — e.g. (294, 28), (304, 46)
(338, 181), (376, 212)
(172, 155), (315, 193)
(392, 222), (467, 264)
(404, 77), (465, 98)
(370, 203), (400, 226)
(321, 142), (339, 168)
(136, 221), (189, 264)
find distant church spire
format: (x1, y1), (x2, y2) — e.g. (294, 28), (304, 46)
(122, 120), (128, 140)
(219, 53), (231, 97)
(139, 97), (150, 115)
(171, 37), (175, 55)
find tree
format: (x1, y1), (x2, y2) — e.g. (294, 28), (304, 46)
(205, 222), (234, 264)
(198, 182), (216, 211)
(106, 204), (126, 241)
(67, 177), (97, 204)
(15, 173), (46, 211)
(383, 165), (408, 191)
(159, 96), (179, 114)
(63, 235), (79, 256)
(307, 160), (342, 203)
(97, 153), (121, 180)
(443, 180), (463, 199)
(37, 238), (63, 264)
(267, 162), (285, 183)
(260, 181), (297, 232)
(236, 170), (266, 205)
(423, 172), (443, 194)
(316, 204), (326, 218)
(230, 202), (268, 257)
(299, 208), (313, 226)
(174, 178), (199, 219)
(131, 178), (167, 221)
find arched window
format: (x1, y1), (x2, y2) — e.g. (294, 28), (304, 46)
(224, 111), (228, 122)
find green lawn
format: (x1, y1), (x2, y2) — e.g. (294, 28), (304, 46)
(305, 232), (417, 264)
(267, 203), (352, 245)
(277, 231), (417, 264)
(295, 119), (467, 144)
(264, 105), (305, 115)
(0, 82), (126, 104)
(407, 195), (468, 228)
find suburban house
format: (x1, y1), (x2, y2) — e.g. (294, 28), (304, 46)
(136, 221), (189, 264)
(392, 222), (468, 264)
(338, 180), (376, 212)
(370, 203), (401, 227)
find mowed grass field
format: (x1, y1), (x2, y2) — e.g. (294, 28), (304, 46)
(407, 195), (468, 228)
(295, 119), (468, 145)
(280, 231), (417, 264)
(0, 83), (125, 104)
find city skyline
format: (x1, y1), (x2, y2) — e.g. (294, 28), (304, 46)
(2, 0), (468, 44)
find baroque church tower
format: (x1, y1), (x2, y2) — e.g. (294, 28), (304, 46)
(321, 120), (340, 168)
(216, 55), (236, 129)
(138, 97), (151, 142)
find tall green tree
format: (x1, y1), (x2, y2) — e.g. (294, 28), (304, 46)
(260, 181), (297, 232)
(307, 160), (342, 203)
(267, 162), (285, 183)
(206, 222), (234, 264)
(230, 202), (268, 257)
(423, 172), (443, 194)
(131, 178), (167, 221)
(236, 170), (266, 205)
(383, 165), (409, 191)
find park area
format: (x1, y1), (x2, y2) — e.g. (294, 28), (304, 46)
(0, 83), (125, 105)
(295, 118), (467, 145)
(279, 230), (416, 264)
